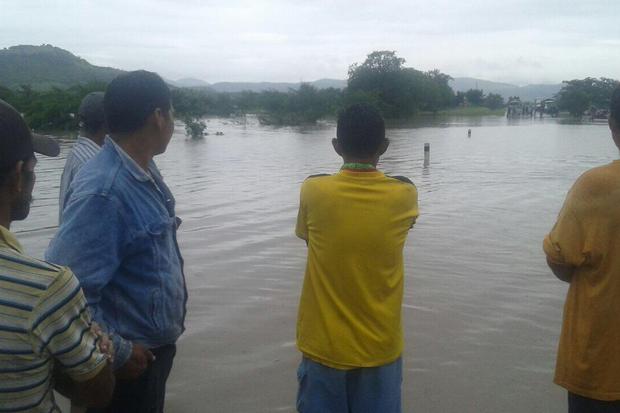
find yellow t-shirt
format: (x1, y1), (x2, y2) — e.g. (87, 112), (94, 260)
(295, 170), (418, 369)
(543, 160), (620, 401)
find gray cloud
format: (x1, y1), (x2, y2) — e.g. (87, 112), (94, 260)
(0, 0), (618, 84)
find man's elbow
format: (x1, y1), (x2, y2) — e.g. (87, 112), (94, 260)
(546, 256), (574, 283)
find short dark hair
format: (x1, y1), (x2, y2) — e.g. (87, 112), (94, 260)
(104, 70), (171, 134)
(78, 92), (106, 135)
(336, 103), (385, 157)
(0, 100), (33, 187)
(610, 86), (620, 124)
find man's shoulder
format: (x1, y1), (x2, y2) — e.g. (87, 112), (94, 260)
(385, 175), (416, 186)
(71, 145), (125, 196)
(301, 173), (333, 189)
(0, 248), (68, 295)
(304, 173), (332, 181)
(573, 162), (620, 199)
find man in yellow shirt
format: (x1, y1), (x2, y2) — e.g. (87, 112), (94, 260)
(295, 104), (418, 413)
(544, 87), (620, 412)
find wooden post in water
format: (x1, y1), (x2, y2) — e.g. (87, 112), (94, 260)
(424, 143), (430, 166)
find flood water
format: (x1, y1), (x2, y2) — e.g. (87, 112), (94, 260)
(14, 115), (617, 413)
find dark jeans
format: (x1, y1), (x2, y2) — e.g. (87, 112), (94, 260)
(568, 392), (620, 413)
(88, 344), (177, 413)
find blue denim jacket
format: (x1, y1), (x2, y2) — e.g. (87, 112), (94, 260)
(46, 138), (187, 368)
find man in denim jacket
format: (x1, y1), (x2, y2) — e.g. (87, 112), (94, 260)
(47, 70), (187, 413)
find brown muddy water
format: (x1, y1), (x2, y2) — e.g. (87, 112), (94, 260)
(15, 115), (616, 413)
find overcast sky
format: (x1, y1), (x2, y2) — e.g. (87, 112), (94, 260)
(1, 0), (618, 85)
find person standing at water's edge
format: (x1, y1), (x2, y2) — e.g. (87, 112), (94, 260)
(543, 87), (620, 412)
(58, 91), (107, 223)
(0, 99), (115, 411)
(295, 104), (418, 413)
(46, 71), (187, 413)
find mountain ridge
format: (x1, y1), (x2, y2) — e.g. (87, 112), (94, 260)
(0, 44), (562, 100)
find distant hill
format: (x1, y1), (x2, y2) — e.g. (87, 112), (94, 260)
(168, 77), (211, 88)
(449, 77), (562, 101)
(0, 44), (124, 90)
(0, 45), (563, 101)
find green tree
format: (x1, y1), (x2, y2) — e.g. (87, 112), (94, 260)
(465, 89), (484, 106)
(556, 77), (620, 117)
(484, 93), (505, 110)
(347, 51), (454, 117)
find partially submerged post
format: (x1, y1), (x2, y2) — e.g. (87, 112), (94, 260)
(424, 143), (430, 166)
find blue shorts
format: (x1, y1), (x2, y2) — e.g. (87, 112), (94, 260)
(296, 356), (402, 413)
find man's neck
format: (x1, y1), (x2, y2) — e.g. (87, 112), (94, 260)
(115, 136), (154, 171)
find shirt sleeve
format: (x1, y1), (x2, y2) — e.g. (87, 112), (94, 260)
(29, 269), (107, 382)
(543, 185), (587, 267)
(46, 193), (133, 368)
(295, 183), (308, 241)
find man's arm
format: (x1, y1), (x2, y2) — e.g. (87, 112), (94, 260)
(46, 194), (134, 370)
(31, 269), (115, 407)
(54, 363), (114, 408)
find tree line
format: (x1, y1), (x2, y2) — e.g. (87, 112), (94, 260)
(0, 50), (617, 134)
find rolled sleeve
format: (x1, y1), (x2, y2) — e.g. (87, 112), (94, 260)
(111, 333), (133, 369)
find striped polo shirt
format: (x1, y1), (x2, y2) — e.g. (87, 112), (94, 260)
(0, 226), (107, 412)
(58, 137), (101, 223)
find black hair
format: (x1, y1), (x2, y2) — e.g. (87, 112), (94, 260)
(610, 86), (620, 124)
(0, 99), (32, 187)
(81, 119), (106, 135)
(104, 70), (171, 135)
(336, 103), (385, 157)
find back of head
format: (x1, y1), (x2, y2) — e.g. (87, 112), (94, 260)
(0, 100), (34, 173)
(78, 92), (106, 135)
(337, 103), (385, 158)
(104, 70), (171, 135)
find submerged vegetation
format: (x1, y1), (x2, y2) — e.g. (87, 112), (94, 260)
(170, 51), (504, 126)
(1, 50), (618, 131)
(0, 82), (106, 131)
(556, 77), (619, 117)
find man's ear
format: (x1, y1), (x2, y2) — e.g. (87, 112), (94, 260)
(153, 108), (167, 131)
(332, 138), (343, 157)
(378, 138), (389, 156)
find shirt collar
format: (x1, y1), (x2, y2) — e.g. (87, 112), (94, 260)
(77, 136), (102, 151)
(106, 136), (153, 183)
(0, 225), (24, 253)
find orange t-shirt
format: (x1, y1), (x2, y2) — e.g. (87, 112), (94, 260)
(543, 160), (620, 401)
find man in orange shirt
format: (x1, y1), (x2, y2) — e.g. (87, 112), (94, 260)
(544, 87), (620, 412)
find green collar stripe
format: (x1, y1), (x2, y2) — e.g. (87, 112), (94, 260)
(341, 162), (376, 170)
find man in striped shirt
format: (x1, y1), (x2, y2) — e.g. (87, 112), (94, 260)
(58, 92), (107, 223)
(0, 99), (114, 412)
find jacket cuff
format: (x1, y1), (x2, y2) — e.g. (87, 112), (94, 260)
(112, 334), (133, 370)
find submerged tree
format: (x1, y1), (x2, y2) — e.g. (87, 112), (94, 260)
(347, 50), (454, 117)
(556, 77), (619, 117)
